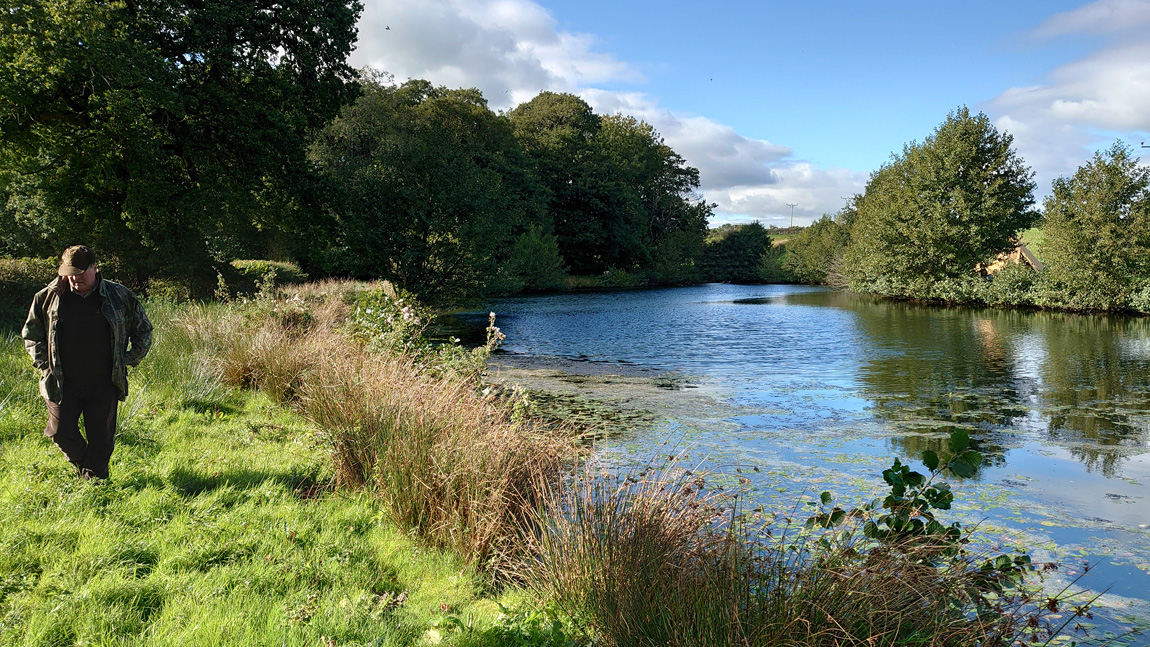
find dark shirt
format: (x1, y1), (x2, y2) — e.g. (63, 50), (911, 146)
(57, 279), (114, 386)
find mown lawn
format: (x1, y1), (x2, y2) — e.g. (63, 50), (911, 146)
(0, 320), (551, 647)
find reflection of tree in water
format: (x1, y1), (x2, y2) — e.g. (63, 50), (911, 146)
(1032, 314), (1150, 477)
(785, 293), (1027, 470)
(770, 292), (1150, 476)
(798, 292), (1150, 476)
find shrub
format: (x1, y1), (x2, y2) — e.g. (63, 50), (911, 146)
(757, 244), (791, 283)
(983, 263), (1039, 307)
(603, 268), (642, 288)
(227, 260), (309, 296)
(700, 223), (771, 282)
(0, 257), (56, 322)
(506, 226), (568, 292)
(1128, 279), (1150, 313)
(783, 214), (852, 285)
(346, 285), (498, 381)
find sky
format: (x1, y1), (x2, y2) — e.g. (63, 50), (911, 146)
(348, 0), (1150, 227)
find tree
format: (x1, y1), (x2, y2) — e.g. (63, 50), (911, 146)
(783, 206), (854, 285)
(1042, 143), (1150, 310)
(597, 114), (709, 279)
(508, 92), (613, 274)
(505, 225), (568, 292)
(699, 223), (772, 283)
(0, 0), (361, 286)
(843, 107), (1037, 296)
(309, 75), (544, 304)
(508, 93), (709, 277)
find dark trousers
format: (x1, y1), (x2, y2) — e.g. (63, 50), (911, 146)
(44, 382), (118, 479)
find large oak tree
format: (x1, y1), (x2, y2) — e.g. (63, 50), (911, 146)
(309, 75), (544, 305)
(0, 0), (361, 286)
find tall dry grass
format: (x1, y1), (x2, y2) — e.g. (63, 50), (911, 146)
(526, 463), (1066, 647)
(178, 281), (581, 573)
(302, 347), (578, 573)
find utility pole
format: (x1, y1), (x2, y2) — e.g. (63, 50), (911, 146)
(786, 203), (797, 228)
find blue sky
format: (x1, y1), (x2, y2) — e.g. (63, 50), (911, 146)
(350, 0), (1150, 226)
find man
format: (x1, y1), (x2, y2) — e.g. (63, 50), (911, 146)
(21, 245), (153, 480)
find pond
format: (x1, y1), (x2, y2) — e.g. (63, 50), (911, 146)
(462, 283), (1150, 638)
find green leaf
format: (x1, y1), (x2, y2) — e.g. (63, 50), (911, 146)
(949, 429), (970, 453)
(949, 456), (977, 478)
(820, 491), (833, 505)
(922, 450), (939, 471)
(905, 470), (926, 488)
(963, 450), (983, 470)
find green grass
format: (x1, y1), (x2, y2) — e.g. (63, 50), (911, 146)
(0, 315), (560, 646)
(1018, 226), (1046, 262)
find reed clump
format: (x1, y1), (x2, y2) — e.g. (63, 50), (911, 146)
(523, 465), (744, 646)
(178, 281), (581, 574)
(525, 462), (1080, 647)
(300, 343), (579, 573)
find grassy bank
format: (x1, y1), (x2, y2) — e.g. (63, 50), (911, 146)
(0, 296), (576, 646)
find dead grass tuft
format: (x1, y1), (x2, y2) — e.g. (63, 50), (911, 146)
(180, 284), (581, 573)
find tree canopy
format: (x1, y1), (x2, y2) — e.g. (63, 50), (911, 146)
(783, 206), (854, 285)
(0, 0), (362, 285)
(699, 223), (772, 283)
(509, 92), (709, 277)
(309, 75), (543, 305)
(1041, 143), (1150, 310)
(843, 107), (1037, 295)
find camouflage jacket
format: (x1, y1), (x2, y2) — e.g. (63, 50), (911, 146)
(21, 276), (153, 403)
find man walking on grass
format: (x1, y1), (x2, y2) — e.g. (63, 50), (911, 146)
(21, 245), (152, 480)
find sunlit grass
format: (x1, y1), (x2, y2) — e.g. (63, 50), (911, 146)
(0, 305), (555, 646)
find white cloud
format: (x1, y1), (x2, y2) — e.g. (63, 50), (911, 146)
(350, 0), (867, 225)
(986, 0), (1150, 198)
(993, 43), (1150, 132)
(580, 89), (791, 189)
(351, 0), (638, 109)
(580, 90), (867, 224)
(1032, 0), (1150, 39)
(705, 165), (868, 227)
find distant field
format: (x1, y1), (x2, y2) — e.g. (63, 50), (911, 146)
(1018, 226), (1046, 262)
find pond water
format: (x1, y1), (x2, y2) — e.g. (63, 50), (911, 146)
(467, 283), (1150, 636)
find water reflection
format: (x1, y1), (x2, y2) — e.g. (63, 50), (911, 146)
(1030, 314), (1150, 476)
(782, 292), (1150, 476)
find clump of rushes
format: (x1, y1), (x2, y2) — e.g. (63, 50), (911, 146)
(523, 461), (745, 646)
(526, 439), (1095, 647)
(300, 345), (579, 574)
(178, 280), (581, 574)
